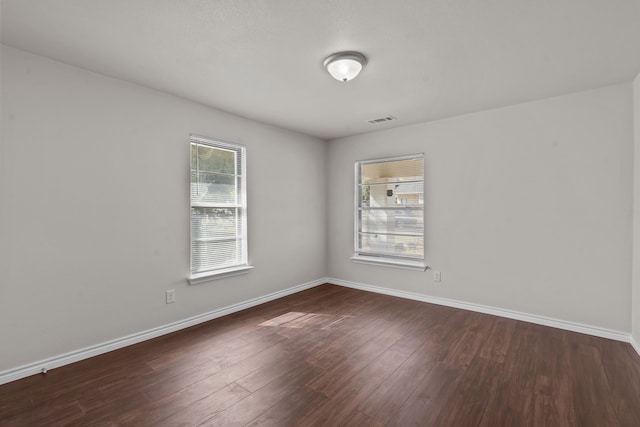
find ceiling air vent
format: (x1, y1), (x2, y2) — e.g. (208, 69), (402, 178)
(367, 116), (396, 124)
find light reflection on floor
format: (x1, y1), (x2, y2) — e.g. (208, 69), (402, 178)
(259, 312), (354, 329)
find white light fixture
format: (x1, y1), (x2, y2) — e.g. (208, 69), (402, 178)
(323, 51), (367, 82)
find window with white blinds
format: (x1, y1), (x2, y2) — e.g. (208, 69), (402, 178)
(353, 154), (426, 270)
(189, 135), (251, 283)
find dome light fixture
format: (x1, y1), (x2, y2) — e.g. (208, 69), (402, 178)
(323, 51), (367, 82)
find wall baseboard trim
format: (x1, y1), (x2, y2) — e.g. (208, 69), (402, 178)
(0, 278), (326, 386)
(327, 277), (632, 343)
(631, 336), (640, 358)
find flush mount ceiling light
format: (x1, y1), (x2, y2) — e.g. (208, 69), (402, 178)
(323, 51), (367, 82)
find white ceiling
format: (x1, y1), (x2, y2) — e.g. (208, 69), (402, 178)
(2, 0), (640, 140)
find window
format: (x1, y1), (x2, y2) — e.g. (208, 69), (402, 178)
(353, 154), (426, 270)
(189, 135), (252, 284)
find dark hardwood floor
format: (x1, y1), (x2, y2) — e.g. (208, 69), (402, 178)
(2, 284), (640, 426)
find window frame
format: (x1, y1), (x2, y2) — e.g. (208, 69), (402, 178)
(352, 153), (427, 271)
(188, 134), (252, 284)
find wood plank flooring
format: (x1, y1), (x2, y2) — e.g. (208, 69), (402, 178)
(2, 284), (640, 426)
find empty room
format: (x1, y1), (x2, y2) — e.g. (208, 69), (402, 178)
(2, 0), (640, 425)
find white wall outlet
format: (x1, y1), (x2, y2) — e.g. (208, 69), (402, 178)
(433, 270), (442, 282)
(166, 289), (176, 304)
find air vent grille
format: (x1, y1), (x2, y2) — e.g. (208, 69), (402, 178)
(367, 116), (397, 124)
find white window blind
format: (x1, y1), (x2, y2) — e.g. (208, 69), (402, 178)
(190, 135), (249, 281)
(354, 154), (426, 270)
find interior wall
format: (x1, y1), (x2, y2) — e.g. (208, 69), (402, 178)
(633, 72), (640, 346)
(0, 45), (327, 372)
(327, 84), (634, 332)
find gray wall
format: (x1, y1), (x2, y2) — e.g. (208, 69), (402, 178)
(633, 73), (640, 346)
(0, 46), (327, 371)
(327, 84), (634, 332)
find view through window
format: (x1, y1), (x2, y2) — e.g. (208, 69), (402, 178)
(354, 154), (425, 270)
(189, 135), (249, 282)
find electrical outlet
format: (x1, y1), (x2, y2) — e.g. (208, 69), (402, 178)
(433, 271), (441, 282)
(166, 289), (176, 304)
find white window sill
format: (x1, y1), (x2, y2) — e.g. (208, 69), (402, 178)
(351, 255), (427, 271)
(188, 265), (254, 285)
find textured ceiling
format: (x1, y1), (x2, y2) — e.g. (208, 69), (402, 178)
(2, 0), (640, 140)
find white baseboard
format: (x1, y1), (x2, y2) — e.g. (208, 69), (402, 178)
(0, 278), (326, 386)
(631, 336), (640, 358)
(327, 277), (632, 343)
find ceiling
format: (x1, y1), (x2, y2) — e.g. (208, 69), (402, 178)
(2, 0), (640, 140)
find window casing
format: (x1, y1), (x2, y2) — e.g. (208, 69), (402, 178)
(353, 154), (426, 270)
(189, 135), (251, 283)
